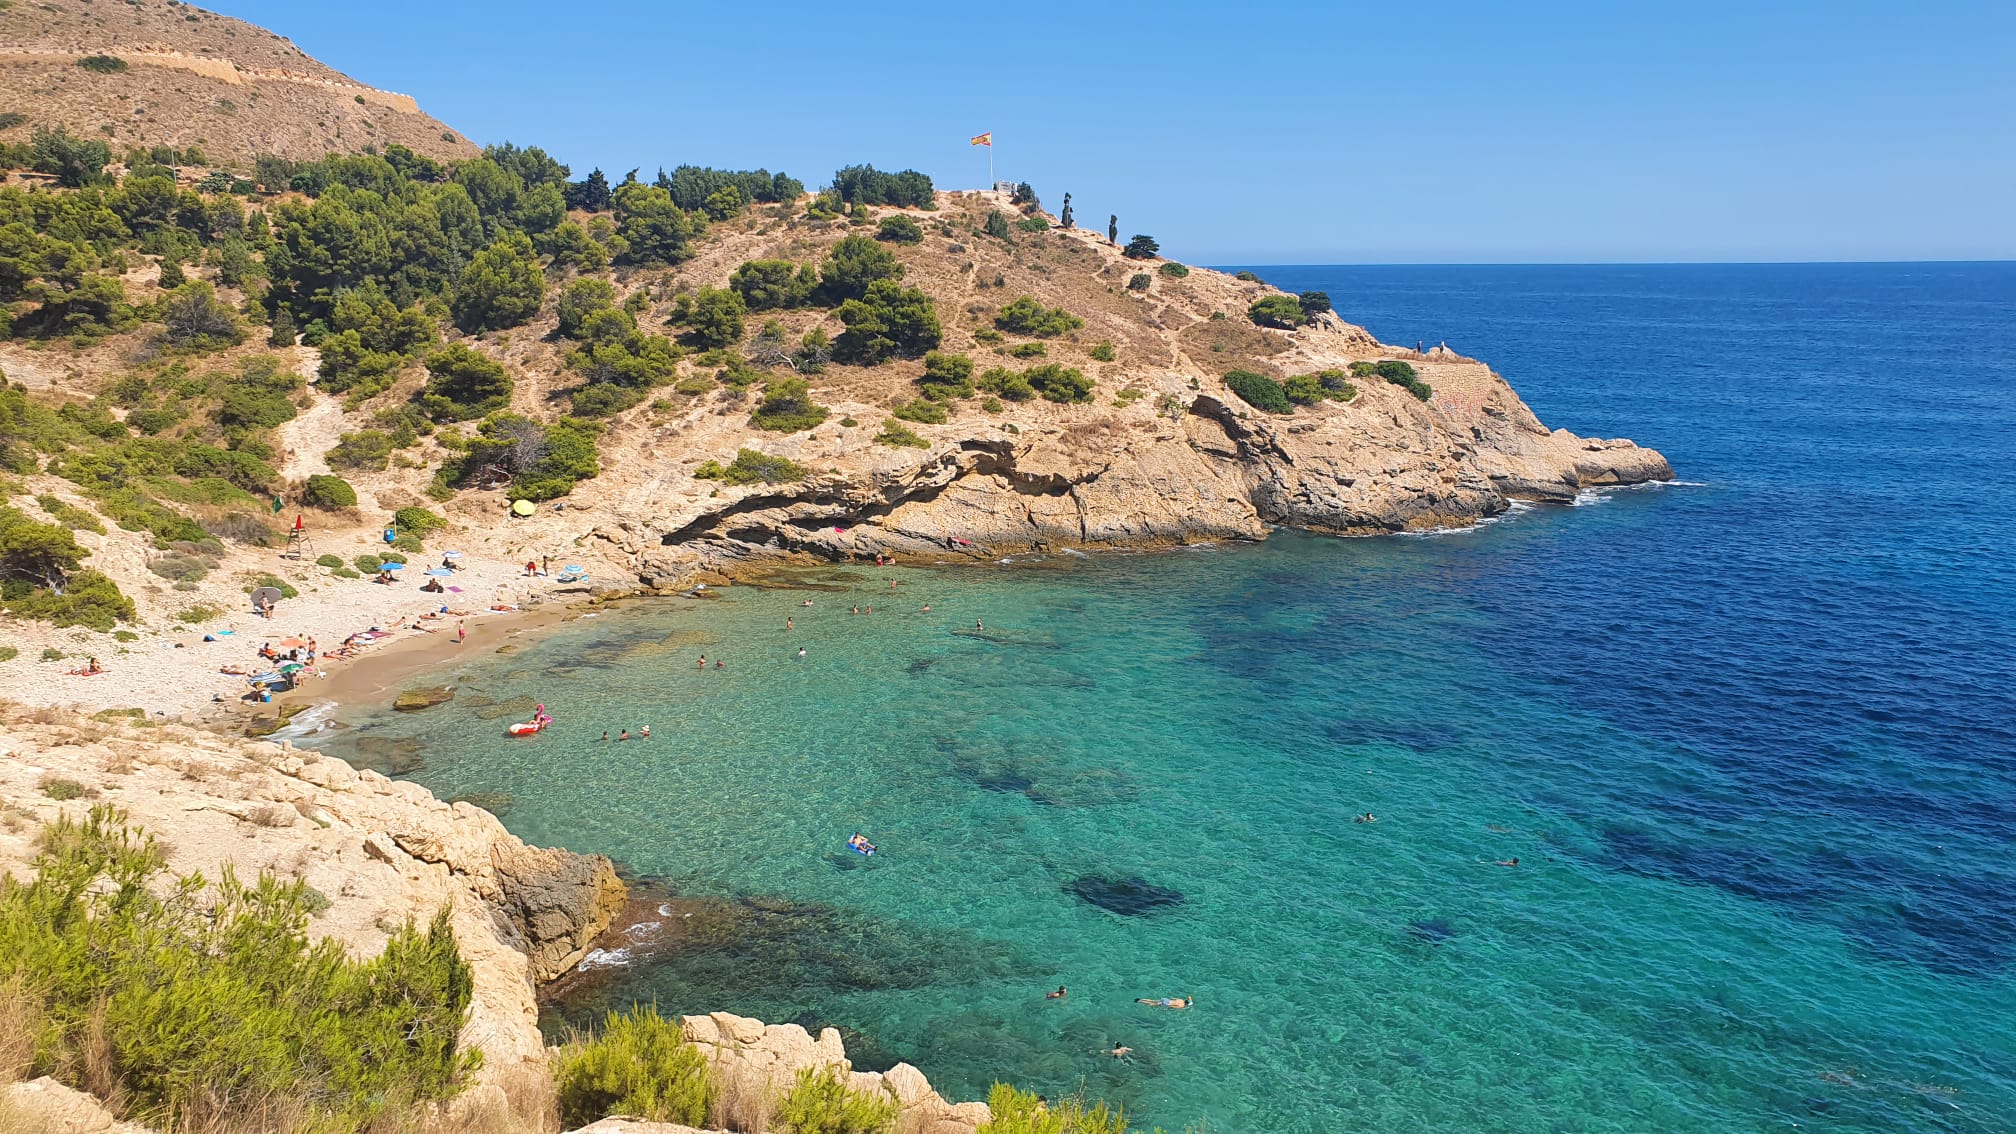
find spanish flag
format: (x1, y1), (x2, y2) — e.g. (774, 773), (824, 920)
(970, 132), (992, 147)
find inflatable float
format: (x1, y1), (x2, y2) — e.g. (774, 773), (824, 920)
(507, 718), (549, 737)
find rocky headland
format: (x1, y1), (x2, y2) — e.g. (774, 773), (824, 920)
(0, 707), (987, 1134)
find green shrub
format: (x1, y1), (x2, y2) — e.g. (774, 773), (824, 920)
(3, 569), (134, 631)
(1234, 270), (1262, 283)
(1114, 388), (1145, 407)
(774, 1065), (899, 1134)
(36, 495), (106, 533)
(983, 363), (1094, 404)
(893, 398), (947, 424)
(332, 566), (362, 579)
(301, 474), (358, 509)
(1088, 341), (1115, 362)
(1224, 368), (1291, 413)
(354, 554), (382, 573)
(695, 448), (809, 486)
(41, 648), (64, 661)
(393, 507), (446, 537)
(983, 210), (1012, 240)
(730, 259), (818, 310)
(315, 553), (344, 569)
(668, 286), (746, 349)
(981, 397), (1003, 413)
(918, 351), (974, 400)
(0, 807), (476, 1131)
(1248, 294), (1309, 329)
(749, 377), (831, 433)
(874, 421), (929, 448)
(1006, 342), (1046, 359)
(1126, 274), (1150, 292)
(1284, 369), (1357, 405)
(972, 327), (1004, 343)
(379, 552), (407, 566)
(0, 646), (17, 662)
(993, 295), (1083, 338)
(327, 430), (398, 472)
(148, 549), (214, 583)
(1299, 290), (1332, 318)
(392, 532), (424, 553)
(875, 214), (924, 244)
(818, 235), (905, 304)
(77, 54), (129, 73)
(1349, 359), (1432, 401)
(1121, 234), (1160, 260)
(553, 1006), (715, 1128)
(41, 778), (87, 800)
(1158, 262), (1189, 278)
(1014, 216), (1050, 234)
(420, 343), (513, 422)
(174, 603), (221, 623)
(112, 630), (139, 642)
(977, 1083), (1131, 1134)
(834, 280), (941, 363)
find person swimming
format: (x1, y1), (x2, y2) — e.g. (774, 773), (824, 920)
(599, 731), (609, 742)
(641, 725), (650, 738)
(1137, 996), (1192, 1009)
(1494, 858), (1520, 867)
(1046, 986), (1067, 1000)
(618, 729), (630, 741)
(1106, 1045), (1133, 1059)
(797, 647), (807, 657)
(1355, 813), (1376, 823)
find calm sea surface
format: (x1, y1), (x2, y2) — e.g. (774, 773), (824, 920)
(308, 263), (2016, 1133)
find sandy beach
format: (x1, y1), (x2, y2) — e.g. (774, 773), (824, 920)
(0, 527), (626, 727)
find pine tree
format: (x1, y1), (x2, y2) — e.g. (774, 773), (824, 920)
(1060, 193), (1073, 229)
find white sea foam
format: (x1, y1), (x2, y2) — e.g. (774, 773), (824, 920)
(266, 701), (338, 741)
(578, 947), (632, 970)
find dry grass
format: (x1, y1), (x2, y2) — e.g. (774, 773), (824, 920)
(708, 1063), (775, 1134)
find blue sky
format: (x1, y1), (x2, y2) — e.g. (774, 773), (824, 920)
(204, 0), (2015, 264)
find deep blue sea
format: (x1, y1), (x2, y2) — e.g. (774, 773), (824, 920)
(309, 263), (2016, 1133)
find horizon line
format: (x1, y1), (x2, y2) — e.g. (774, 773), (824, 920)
(1204, 258), (2016, 269)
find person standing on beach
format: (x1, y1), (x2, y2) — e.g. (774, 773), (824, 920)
(456, 621), (466, 644)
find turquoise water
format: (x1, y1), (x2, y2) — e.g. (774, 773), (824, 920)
(309, 264), (2016, 1133)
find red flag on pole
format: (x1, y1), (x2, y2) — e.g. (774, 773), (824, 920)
(970, 132), (992, 147)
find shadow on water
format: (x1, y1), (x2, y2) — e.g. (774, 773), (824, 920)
(540, 882), (1038, 1040)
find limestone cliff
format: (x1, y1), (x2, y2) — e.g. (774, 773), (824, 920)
(0, 707), (626, 1094)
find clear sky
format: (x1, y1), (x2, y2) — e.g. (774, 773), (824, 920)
(201, 0), (2015, 265)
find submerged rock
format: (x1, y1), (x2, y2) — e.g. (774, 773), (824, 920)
(452, 791), (514, 819)
(1067, 875), (1185, 916)
(1407, 918), (1456, 945)
(393, 685), (455, 712)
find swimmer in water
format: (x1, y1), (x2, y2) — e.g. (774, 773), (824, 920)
(1046, 986), (1067, 1000)
(619, 729), (630, 741)
(697, 655), (707, 669)
(786, 617), (793, 631)
(599, 731), (609, 742)
(1106, 1045), (1133, 1059)
(802, 599), (813, 607)
(976, 618), (984, 631)
(847, 833), (872, 854)
(921, 604), (931, 612)
(641, 725), (651, 738)
(797, 647), (807, 658)
(1355, 813), (1376, 823)
(715, 659), (724, 668)
(1136, 996), (1192, 1009)
(1494, 858), (1520, 868)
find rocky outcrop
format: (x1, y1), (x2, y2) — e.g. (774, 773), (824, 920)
(1, 1077), (153, 1134)
(675, 1013), (987, 1134)
(0, 710), (627, 1092)
(613, 340), (1671, 582)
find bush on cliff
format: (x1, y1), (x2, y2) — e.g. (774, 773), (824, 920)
(553, 1006), (716, 1128)
(775, 1065), (900, 1134)
(977, 1083), (1132, 1134)
(1224, 369), (1291, 414)
(1350, 359), (1433, 401)
(695, 448), (809, 486)
(0, 806), (477, 1131)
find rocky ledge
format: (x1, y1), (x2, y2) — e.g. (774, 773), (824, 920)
(0, 708), (627, 1102)
(594, 321), (1672, 580)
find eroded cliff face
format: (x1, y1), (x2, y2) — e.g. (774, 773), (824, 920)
(0, 710), (626, 1094)
(594, 316), (1671, 581)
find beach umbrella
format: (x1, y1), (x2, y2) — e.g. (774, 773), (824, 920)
(278, 662), (305, 674)
(512, 499), (535, 517)
(425, 567), (454, 577)
(246, 671), (281, 685)
(380, 562), (405, 571)
(250, 586), (283, 608)
(279, 637), (307, 648)
(564, 565), (583, 573)
(441, 550), (465, 559)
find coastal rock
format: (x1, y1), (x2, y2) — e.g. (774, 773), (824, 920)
(673, 1014), (987, 1134)
(0, 709), (625, 1103)
(1, 1076), (155, 1133)
(392, 685), (456, 712)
